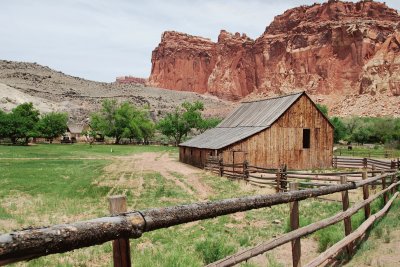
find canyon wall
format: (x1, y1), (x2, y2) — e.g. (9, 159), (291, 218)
(149, 0), (400, 102)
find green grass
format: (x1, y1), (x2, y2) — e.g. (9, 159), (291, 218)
(0, 143), (176, 158)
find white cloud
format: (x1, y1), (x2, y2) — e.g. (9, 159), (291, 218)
(0, 0), (399, 82)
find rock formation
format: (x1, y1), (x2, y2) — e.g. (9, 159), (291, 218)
(149, 0), (400, 103)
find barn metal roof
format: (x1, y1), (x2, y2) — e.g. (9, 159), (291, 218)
(180, 91), (304, 149)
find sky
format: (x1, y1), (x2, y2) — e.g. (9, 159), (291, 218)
(1, 0), (399, 82)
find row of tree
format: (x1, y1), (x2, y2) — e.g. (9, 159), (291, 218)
(0, 103), (68, 144)
(88, 100), (221, 145)
(317, 105), (400, 148)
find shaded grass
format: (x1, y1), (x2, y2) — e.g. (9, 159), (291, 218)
(0, 144), (176, 158)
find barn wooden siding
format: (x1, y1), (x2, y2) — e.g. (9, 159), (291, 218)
(221, 95), (333, 169)
(179, 146), (214, 168)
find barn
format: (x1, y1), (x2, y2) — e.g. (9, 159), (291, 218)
(179, 92), (334, 170)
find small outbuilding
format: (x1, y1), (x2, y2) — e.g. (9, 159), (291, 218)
(179, 92), (334, 170)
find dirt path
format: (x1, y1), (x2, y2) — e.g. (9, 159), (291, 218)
(95, 152), (213, 200)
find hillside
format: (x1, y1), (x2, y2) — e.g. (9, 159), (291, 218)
(0, 60), (232, 122)
(149, 0), (400, 117)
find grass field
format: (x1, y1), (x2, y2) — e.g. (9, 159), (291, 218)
(0, 144), (398, 266)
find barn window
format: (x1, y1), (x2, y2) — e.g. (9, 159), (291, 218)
(303, 129), (311, 149)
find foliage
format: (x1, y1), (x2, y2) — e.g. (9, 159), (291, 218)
(198, 117), (222, 133)
(90, 100), (154, 144)
(0, 103), (40, 144)
(157, 101), (220, 145)
(36, 112), (68, 143)
(330, 117), (346, 143)
(316, 104), (329, 117)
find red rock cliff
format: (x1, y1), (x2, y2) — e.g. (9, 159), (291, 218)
(149, 0), (400, 101)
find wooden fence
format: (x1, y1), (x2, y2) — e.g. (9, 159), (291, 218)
(0, 171), (399, 266)
(334, 148), (400, 158)
(204, 156), (400, 191)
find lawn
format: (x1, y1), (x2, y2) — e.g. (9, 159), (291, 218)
(0, 144), (397, 266)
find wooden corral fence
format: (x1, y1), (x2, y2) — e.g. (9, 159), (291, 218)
(333, 156), (400, 170)
(0, 171), (399, 266)
(334, 148), (400, 158)
(205, 156), (400, 191)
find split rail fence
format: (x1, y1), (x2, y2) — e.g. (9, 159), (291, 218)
(0, 170), (399, 266)
(204, 156), (400, 191)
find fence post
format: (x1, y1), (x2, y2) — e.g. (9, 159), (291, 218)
(276, 167), (281, 193)
(362, 171), (371, 219)
(219, 158), (224, 177)
(381, 171), (388, 205)
(333, 156), (337, 168)
(108, 195), (131, 267)
(289, 182), (301, 267)
(281, 164), (288, 192)
(371, 164), (376, 190)
(363, 158), (367, 169)
(243, 160), (249, 180)
(391, 160), (395, 170)
(397, 158), (400, 170)
(340, 176), (353, 255)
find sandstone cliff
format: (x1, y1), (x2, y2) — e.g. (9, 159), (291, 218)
(149, 0), (400, 116)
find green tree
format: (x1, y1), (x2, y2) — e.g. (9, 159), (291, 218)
(36, 112), (68, 143)
(316, 104), (329, 117)
(90, 100), (153, 144)
(157, 101), (218, 145)
(330, 117), (347, 143)
(6, 103), (40, 144)
(198, 117), (222, 133)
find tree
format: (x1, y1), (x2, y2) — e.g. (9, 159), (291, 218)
(157, 101), (219, 145)
(90, 100), (153, 144)
(6, 103), (40, 144)
(198, 117), (222, 133)
(316, 104), (329, 117)
(330, 117), (346, 143)
(36, 112), (68, 143)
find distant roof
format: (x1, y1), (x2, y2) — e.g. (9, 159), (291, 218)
(67, 123), (85, 134)
(180, 91), (305, 149)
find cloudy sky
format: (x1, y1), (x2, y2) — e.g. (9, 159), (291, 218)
(1, 0), (399, 82)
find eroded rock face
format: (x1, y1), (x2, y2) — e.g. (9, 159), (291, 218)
(149, 0), (400, 101)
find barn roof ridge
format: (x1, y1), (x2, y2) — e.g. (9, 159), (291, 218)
(241, 91), (304, 103)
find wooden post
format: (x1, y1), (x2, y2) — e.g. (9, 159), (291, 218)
(340, 176), (353, 255)
(391, 160), (395, 170)
(281, 164), (288, 192)
(363, 158), (368, 169)
(276, 168), (281, 193)
(381, 171), (388, 205)
(243, 160), (249, 180)
(371, 164), (376, 190)
(108, 195), (131, 267)
(219, 158), (224, 177)
(362, 171), (370, 219)
(333, 156), (337, 169)
(289, 182), (301, 267)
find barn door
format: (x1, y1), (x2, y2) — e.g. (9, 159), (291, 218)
(233, 151), (245, 173)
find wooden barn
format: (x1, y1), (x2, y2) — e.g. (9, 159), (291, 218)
(179, 92), (334, 170)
